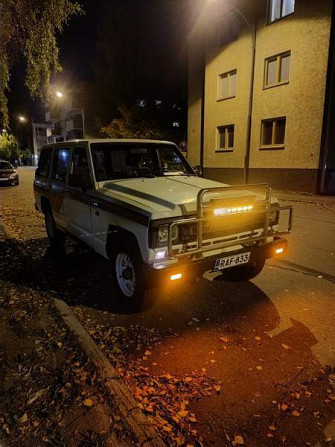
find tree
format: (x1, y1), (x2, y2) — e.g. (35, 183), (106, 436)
(0, 133), (19, 161)
(0, 0), (82, 129)
(101, 105), (165, 140)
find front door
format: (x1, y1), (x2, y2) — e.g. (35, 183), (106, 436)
(63, 146), (93, 245)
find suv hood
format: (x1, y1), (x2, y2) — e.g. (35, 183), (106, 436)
(98, 176), (275, 220)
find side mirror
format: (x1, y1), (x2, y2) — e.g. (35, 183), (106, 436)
(193, 165), (203, 177)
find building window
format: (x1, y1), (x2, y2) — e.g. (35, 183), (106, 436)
(218, 70), (237, 100)
(260, 118), (286, 148)
(264, 52), (290, 87)
(217, 125), (234, 151)
(269, 0), (295, 23)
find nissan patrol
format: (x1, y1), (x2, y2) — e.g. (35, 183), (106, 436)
(34, 139), (292, 312)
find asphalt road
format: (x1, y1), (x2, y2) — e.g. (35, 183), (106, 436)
(1, 167), (335, 446)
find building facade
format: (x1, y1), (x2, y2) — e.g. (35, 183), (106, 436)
(32, 101), (84, 160)
(188, 0), (335, 194)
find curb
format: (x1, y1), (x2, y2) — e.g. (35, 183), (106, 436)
(0, 220), (165, 447)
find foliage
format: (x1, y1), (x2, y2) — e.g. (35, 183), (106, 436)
(101, 105), (166, 140)
(0, 133), (19, 160)
(0, 0), (83, 128)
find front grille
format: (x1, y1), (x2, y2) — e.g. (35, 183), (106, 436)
(0, 173), (10, 178)
(202, 205), (266, 240)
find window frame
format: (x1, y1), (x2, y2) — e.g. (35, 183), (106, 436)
(260, 117), (286, 150)
(268, 0), (295, 24)
(264, 51), (291, 89)
(217, 70), (237, 101)
(216, 125), (235, 152)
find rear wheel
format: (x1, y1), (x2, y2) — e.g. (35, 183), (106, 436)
(111, 240), (155, 313)
(220, 258), (265, 282)
(44, 208), (65, 248)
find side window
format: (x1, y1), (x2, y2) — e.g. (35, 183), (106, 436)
(72, 147), (89, 176)
(36, 148), (52, 177)
(69, 146), (92, 188)
(51, 148), (70, 182)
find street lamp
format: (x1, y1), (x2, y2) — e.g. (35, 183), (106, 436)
(200, 0), (256, 184)
(56, 91), (63, 98)
(19, 115), (27, 123)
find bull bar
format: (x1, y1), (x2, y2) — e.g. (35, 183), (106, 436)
(167, 184), (293, 259)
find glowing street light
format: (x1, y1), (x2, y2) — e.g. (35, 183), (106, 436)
(56, 91), (63, 98)
(19, 115), (27, 123)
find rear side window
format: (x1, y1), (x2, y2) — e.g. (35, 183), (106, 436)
(51, 148), (70, 182)
(36, 148), (52, 177)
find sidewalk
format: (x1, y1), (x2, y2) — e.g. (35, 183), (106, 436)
(273, 189), (335, 206)
(0, 224), (135, 447)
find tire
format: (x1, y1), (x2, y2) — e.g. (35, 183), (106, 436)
(111, 240), (155, 313)
(44, 208), (65, 248)
(220, 258), (265, 282)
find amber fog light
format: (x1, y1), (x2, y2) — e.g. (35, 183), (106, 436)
(170, 273), (182, 281)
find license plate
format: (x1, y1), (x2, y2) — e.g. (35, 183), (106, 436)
(213, 252), (251, 271)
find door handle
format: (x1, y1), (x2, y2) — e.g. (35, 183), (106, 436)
(91, 200), (100, 208)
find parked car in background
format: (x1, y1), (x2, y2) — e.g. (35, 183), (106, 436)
(0, 160), (19, 186)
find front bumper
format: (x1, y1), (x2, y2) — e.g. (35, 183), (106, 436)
(148, 236), (288, 285)
(0, 177), (18, 185)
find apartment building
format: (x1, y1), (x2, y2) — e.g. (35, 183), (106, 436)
(188, 0), (335, 194)
(32, 102), (84, 160)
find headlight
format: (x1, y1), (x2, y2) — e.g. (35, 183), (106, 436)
(158, 224), (179, 243)
(9, 173), (17, 179)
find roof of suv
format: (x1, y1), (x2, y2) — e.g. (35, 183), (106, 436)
(42, 138), (176, 148)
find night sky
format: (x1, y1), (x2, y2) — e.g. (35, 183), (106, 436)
(9, 0), (189, 132)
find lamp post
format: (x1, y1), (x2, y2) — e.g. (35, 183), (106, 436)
(200, 0), (256, 184)
(17, 114), (35, 165)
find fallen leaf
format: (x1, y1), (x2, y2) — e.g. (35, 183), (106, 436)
(269, 425), (276, 431)
(255, 336), (261, 341)
(281, 343), (291, 350)
(219, 337), (228, 343)
(83, 399), (93, 407)
(210, 359), (217, 364)
(266, 433), (274, 439)
(233, 435), (244, 445)
(19, 413), (28, 423)
(144, 350), (152, 356)
(256, 366), (263, 371)
(292, 410), (300, 417)
(178, 410), (189, 418)
(281, 404), (288, 412)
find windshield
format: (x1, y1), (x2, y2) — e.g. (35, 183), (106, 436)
(0, 162), (13, 170)
(91, 143), (194, 181)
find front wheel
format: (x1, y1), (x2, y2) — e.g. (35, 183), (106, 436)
(220, 258), (265, 282)
(111, 241), (155, 313)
